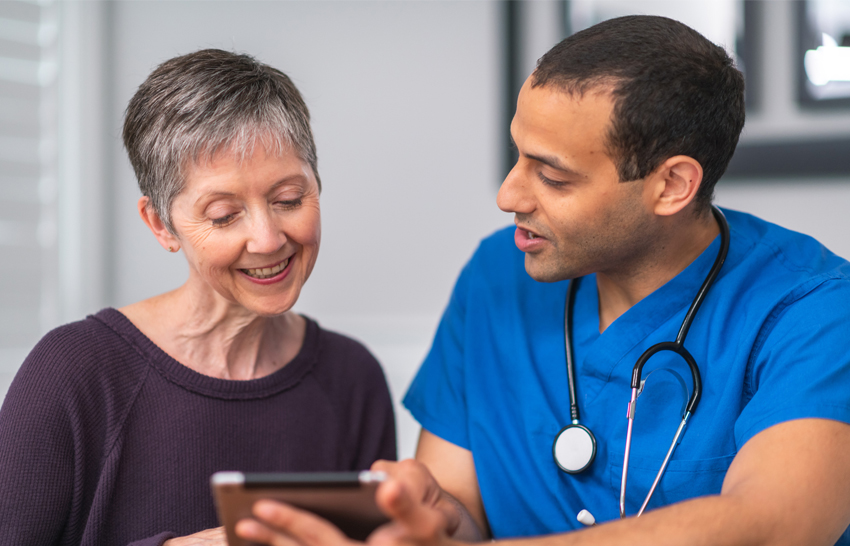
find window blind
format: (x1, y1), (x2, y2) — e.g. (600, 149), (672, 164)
(0, 0), (58, 396)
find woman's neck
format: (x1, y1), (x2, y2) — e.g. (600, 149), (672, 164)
(119, 285), (305, 380)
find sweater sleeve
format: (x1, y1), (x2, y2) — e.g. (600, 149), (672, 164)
(353, 355), (397, 468)
(0, 336), (77, 546)
(311, 324), (398, 469)
(346, 340), (397, 468)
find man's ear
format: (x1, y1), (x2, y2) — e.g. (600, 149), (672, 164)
(138, 197), (181, 252)
(647, 155), (703, 217)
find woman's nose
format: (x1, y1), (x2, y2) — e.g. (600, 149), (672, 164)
(245, 211), (287, 255)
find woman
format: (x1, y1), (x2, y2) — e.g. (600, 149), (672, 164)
(0, 49), (396, 546)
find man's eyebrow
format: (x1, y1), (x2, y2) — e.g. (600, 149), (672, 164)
(525, 152), (583, 176)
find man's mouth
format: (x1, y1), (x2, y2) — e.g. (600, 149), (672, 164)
(241, 257), (290, 279)
(521, 226), (543, 240)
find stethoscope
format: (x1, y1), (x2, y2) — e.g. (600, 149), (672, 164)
(551, 205), (730, 523)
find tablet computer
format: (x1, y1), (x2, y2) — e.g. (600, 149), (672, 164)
(211, 470), (389, 545)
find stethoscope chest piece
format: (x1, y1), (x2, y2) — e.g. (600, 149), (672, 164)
(552, 423), (597, 474)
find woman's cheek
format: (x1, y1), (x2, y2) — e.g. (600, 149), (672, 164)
(179, 220), (218, 249)
(298, 204), (322, 245)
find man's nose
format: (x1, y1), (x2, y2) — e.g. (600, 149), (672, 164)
(497, 162), (535, 214)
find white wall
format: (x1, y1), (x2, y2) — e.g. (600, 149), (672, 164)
(106, 1), (508, 459)
(715, 179), (850, 260)
(713, 1), (850, 262)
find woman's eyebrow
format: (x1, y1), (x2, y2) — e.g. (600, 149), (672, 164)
(198, 174), (308, 200)
(267, 174), (307, 192)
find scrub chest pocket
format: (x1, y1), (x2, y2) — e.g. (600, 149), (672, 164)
(608, 451), (736, 514)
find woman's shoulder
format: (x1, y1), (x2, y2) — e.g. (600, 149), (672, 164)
(309, 319), (380, 364)
(1, 309), (155, 456)
(13, 308), (152, 398)
(301, 317), (388, 387)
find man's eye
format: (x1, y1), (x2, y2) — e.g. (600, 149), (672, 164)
(211, 214), (235, 227)
(537, 172), (566, 187)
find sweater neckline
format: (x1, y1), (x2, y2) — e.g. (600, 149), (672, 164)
(93, 307), (319, 400)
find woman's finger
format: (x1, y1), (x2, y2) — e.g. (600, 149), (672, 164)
(163, 525), (227, 545)
(371, 460), (397, 475)
(235, 518), (301, 546)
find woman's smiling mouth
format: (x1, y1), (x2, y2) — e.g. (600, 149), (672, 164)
(241, 257), (290, 279)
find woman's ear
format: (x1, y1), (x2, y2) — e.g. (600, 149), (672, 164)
(648, 155), (703, 217)
(138, 197), (180, 252)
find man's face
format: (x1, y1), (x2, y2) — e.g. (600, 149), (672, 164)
(497, 78), (656, 282)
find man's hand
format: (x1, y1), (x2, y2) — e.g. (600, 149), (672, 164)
(233, 459), (459, 546)
(413, 431), (488, 539)
(234, 500), (355, 546)
(371, 460), (457, 539)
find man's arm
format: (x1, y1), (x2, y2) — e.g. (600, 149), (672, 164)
(493, 417), (850, 546)
(413, 429), (488, 540)
(415, 417), (850, 545)
(236, 417), (850, 546)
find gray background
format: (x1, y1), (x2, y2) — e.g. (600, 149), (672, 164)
(1, 1), (849, 460)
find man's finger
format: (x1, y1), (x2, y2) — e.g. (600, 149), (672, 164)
(234, 501), (351, 546)
(376, 479), (448, 539)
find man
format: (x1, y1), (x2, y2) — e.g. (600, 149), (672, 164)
(236, 15), (850, 546)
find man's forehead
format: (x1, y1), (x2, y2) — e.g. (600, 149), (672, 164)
(511, 79), (617, 175)
(515, 81), (614, 142)
(529, 72), (619, 100)
(521, 77), (616, 111)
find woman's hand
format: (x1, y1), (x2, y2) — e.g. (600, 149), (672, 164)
(163, 526), (227, 545)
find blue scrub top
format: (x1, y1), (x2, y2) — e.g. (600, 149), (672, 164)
(404, 209), (850, 540)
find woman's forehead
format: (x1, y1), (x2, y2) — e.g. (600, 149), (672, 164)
(188, 131), (295, 171)
(180, 145), (312, 197)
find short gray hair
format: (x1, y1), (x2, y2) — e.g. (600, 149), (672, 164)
(123, 49), (320, 233)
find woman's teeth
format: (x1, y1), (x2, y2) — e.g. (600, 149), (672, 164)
(243, 258), (289, 279)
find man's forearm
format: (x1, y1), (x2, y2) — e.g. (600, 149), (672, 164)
(489, 493), (834, 546)
(498, 495), (754, 546)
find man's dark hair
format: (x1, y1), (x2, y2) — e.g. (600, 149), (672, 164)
(533, 15), (745, 211)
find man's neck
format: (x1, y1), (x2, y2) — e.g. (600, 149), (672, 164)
(596, 211), (720, 333)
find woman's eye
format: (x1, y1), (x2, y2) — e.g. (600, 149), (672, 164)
(276, 198), (302, 210)
(211, 214), (236, 227)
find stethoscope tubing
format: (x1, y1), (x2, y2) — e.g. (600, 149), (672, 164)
(564, 273), (580, 423)
(558, 206), (731, 520)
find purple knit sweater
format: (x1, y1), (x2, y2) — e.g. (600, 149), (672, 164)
(0, 309), (396, 546)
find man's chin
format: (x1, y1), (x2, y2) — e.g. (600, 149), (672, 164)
(523, 255), (572, 284)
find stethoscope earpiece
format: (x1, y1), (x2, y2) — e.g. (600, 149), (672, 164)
(576, 509), (597, 526)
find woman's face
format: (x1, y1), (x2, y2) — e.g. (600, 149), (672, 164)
(167, 145), (321, 317)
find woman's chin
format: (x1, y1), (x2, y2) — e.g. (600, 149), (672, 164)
(233, 292), (301, 318)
